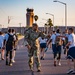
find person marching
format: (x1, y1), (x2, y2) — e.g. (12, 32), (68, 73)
(0, 31), (5, 60)
(48, 31), (57, 66)
(4, 29), (14, 66)
(12, 29), (18, 63)
(24, 23), (45, 72)
(65, 28), (75, 74)
(39, 36), (47, 60)
(54, 29), (63, 66)
(48, 29), (63, 66)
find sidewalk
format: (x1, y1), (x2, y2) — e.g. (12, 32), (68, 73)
(18, 35), (24, 40)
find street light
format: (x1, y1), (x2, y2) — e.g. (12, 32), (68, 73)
(53, 0), (67, 29)
(42, 18), (49, 34)
(46, 13), (54, 30)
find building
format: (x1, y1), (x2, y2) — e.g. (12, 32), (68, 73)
(26, 8), (34, 27)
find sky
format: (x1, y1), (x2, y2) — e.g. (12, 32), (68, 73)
(0, 0), (75, 28)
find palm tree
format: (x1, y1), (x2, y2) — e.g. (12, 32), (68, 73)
(47, 18), (53, 27)
(55, 26), (58, 31)
(34, 15), (38, 23)
(47, 18), (53, 33)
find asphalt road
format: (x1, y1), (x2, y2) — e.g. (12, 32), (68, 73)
(0, 38), (74, 75)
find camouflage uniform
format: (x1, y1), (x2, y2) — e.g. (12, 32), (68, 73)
(24, 28), (44, 70)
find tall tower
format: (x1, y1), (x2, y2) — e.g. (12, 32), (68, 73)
(26, 8), (34, 27)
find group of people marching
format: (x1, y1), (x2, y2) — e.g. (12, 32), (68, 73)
(39, 28), (75, 74)
(0, 23), (75, 74)
(0, 29), (18, 66)
(24, 23), (75, 74)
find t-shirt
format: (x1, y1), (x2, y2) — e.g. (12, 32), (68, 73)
(68, 33), (75, 48)
(0, 35), (4, 48)
(39, 37), (47, 44)
(56, 33), (60, 36)
(4, 33), (9, 41)
(50, 34), (56, 44)
(65, 33), (69, 38)
(4, 33), (13, 41)
(13, 34), (18, 41)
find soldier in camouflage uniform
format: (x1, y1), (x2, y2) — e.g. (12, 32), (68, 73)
(24, 23), (45, 72)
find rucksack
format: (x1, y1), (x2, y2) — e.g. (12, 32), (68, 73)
(13, 34), (18, 41)
(65, 37), (68, 45)
(6, 33), (14, 46)
(55, 36), (63, 47)
(13, 34), (18, 48)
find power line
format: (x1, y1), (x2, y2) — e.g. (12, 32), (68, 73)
(0, 7), (8, 16)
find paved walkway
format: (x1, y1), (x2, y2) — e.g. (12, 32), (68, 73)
(0, 38), (74, 75)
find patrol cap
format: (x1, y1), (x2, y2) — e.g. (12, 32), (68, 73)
(32, 23), (38, 27)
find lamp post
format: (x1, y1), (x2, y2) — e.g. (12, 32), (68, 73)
(42, 19), (48, 34)
(40, 22), (46, 33)
(53, 0), (67, 29)
(46, 13), (54, 30)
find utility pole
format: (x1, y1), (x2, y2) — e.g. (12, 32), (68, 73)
(8, 16), (10, 29)
(19, 23), (22, 34)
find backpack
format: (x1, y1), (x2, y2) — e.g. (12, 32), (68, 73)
(13, 34), (18, 48)
(55, 36), (63, 47)
(13, 34), (18, 41)
(65, 37), (68, 45)
(6, 33), (14, 46)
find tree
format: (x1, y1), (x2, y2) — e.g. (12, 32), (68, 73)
(55, 26), (58, 31)
(34, 15), (38, 23)
(47, 18), (53, 33)
(47, 18), (53, 27)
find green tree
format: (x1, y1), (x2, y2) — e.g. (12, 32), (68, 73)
(47, 18), (53, 33)
(34, 15), (38, 23)
(55, 26), (58, 31)
(47, 18), (53, 27)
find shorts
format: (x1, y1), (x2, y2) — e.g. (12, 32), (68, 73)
(54, 45), (62, 60)
(40, 43), (46, 48)
(67, 47), (75, 59)
(52, 44), (57, 53)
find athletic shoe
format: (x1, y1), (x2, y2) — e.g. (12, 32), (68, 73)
(1, 58), (4, 60)
(58, 62), (61, 66)
(71, 71), (75, 74)
(40, 57), (43, 60)
(9, 63), (13, 66)
(37, 69), (41, 72)
(67, 69), (74, 74)
(42, 57), (44, 60)
(12, 60), (15, 63)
